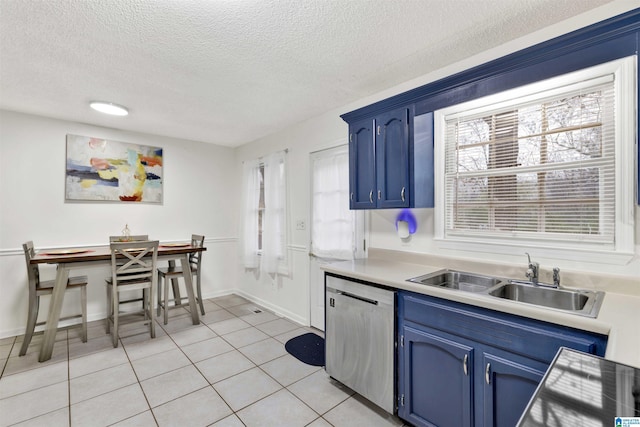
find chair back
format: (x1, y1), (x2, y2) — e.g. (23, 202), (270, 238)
(189, 234), (205, 270)
(22, 241), (40, 291)
(109, 235), (149, 243)
(110, 240), (159, 286)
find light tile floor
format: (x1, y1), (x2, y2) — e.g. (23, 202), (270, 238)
(0, 294), (406, 427)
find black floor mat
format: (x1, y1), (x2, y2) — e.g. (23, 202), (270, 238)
(284, 333), (325, 367)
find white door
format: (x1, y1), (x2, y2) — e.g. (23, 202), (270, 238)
(309, 145), (365, 330)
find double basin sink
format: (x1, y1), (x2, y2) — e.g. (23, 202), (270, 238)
(407, 270), (604, 318)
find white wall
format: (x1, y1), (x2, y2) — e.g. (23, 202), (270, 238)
(235, 2), (640, 326)
(0, 110), (239, 338)
(235, 113), (347, 324)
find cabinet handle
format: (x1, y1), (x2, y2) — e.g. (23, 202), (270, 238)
(349, 133), (352, 142)
(378, 190), (381, 200)
(369, 190), (373, 203)
(377, 125), (381, 135)
(350, 192), (353, 201)
(401, 187), (405, 202)
(485, 363), (491, 384)
(463, 354), (468, 376)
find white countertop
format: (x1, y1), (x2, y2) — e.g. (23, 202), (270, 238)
(322, 258), (640, 368)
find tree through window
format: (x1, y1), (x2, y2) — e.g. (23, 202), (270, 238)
(435, 56), (636, 254)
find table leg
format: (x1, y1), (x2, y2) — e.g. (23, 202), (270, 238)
(39, 265), (70, 362)
(180, 255), (200, 325)
(168, 260), (182, 306)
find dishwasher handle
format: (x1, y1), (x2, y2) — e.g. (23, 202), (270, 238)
(338, 290), (379, 306)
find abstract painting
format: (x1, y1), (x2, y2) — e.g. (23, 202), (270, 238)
(65, 134), (163, 203)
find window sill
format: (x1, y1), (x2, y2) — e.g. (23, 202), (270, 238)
(434, 237), (635, 266)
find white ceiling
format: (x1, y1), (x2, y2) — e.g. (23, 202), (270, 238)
(0, 0), (623, 147)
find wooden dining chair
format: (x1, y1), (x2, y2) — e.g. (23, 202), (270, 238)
(108, 234), (149, 310)
(105, 240), (158, 347)
(157, 234), (205, 325)
(20, 241), (88, 356)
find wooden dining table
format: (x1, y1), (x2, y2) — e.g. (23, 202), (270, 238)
(31, 243), (206, 362)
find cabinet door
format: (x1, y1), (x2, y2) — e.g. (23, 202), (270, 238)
(482, 352), (544, 427)
(376, 107), (410, 208)
(399, 326), (474, 427)
(349, 118), (376, 209)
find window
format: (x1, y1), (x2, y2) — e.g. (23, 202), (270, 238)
(310, 145), (358, 260)
(258, 164), (264, 251)
(434, 56), (635, 259)
(242, 151), (289, 274)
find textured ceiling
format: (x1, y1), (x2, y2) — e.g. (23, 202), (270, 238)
(0, 0), (624, 147)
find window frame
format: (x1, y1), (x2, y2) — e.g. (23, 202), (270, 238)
(433, 56), (636, 264)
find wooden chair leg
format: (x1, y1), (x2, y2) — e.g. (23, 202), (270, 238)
(19, 294), (40, 356)
(142, 289), (148, 320)
(196, 273), (205, 316)
(149, 282), (156, 339)
(106, 284), (112, 334)
(81, 286), (88, 343)
(157, 274), (162, 317)
(112, 288), (119, 348)
(164, 276), (170, 325)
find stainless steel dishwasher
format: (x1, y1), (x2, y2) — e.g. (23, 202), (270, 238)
(325, 274), (395, 414)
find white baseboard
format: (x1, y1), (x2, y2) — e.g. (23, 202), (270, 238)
(230, 290), (309, 327)
(0, 312), (107, 340)
(1, 290), (309, 340)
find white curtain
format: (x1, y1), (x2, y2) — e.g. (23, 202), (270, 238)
(241, 158), (261, 269)
(261, 151), (288, 275)
(311, 147), (354, 260)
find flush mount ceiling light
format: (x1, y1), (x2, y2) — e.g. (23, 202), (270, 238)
(89, 101), (129, 116)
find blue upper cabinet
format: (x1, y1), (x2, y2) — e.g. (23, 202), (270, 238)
(348, 118), (376, 209)
(347, 106), (434, 209)
(376, 108), (410, 208)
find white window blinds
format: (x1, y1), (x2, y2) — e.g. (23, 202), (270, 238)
(442, 72), (621, 248)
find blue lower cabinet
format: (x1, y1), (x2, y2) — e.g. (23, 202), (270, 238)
(397, 291), (607, 427)
(481, 352), (544, 427)
(399, 325), (473, 427)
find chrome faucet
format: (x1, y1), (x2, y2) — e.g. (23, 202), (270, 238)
(523, 253), (561, 288)
(525, 253), (539, 285)
(553, 267), (561, 288)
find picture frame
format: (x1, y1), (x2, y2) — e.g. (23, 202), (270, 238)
(65, 134), (163, 203)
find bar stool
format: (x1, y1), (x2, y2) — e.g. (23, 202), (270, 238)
(157, 234), (205, 324)
(20, 241), (87, 356)
(107, 235), (149, 311)
(105, 240), (158, 347)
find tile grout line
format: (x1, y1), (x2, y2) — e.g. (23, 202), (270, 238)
(67, 330), (72, 427)
(155, 310), (240, 424)
(0, 337), (15, 378)
(2, 296), (372, 427)
(163, 301), (318, 424)
(119, 334), (159, 427)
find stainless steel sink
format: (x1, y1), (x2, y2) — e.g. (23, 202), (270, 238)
(407, 270), (504, 293)
(487, 281), (604, 318)
(407, 270), (605, 318)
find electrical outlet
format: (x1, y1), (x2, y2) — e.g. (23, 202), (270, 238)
(296, 220), (306, 230)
